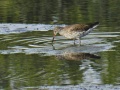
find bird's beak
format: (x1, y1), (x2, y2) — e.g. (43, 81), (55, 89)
(52, 34), (55, 43)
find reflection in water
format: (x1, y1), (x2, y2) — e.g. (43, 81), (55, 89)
(56, 52), (101, 61)
(0, 30), (119, 89)
(0, 40), (102, 89)
(0, 0), (120, 89)
(53, 45), (102, 84)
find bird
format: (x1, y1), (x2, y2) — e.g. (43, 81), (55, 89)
(52, 22), (99, 45)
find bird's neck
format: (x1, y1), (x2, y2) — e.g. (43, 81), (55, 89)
(58, 27), (64, 33)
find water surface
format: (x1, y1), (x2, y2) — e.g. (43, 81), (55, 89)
(0, 0), (120, 90)
(0, 23), (120, 90)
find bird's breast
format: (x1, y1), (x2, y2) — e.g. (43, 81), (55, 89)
(59, 30), (83, 39)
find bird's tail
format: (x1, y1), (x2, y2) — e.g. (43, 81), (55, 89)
(88, 22), (99, 29)
(81, 22), (99, 37)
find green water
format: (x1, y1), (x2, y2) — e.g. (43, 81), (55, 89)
(0, 0), (120, 90)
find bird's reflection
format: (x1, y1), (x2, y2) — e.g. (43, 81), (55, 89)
(52, 44), (101, 61)
(56, 52), (101, 61)
(49, 44), (102, 85)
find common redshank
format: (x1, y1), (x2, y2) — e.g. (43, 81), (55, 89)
(52, 22), (99, 45)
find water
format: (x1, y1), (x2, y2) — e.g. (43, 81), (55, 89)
(0, 0), (120, 90)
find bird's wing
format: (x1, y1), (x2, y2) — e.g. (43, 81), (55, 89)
(64, 24), (89, 32)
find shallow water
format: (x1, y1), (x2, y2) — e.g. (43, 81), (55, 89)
(0, 23), (120, 90)
(0, 0), (120, 90)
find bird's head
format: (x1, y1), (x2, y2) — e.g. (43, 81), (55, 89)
(52, 26), (63, 43)
(53, 26), (62, 35)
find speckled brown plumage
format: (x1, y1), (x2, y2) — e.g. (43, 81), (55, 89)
(52, 22), (99, 45)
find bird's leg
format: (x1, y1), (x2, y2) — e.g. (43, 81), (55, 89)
(52, 36), (55, 44)
(73, 39), (76, 45)
(78, 38), (81, 46)
(52, 44), (56, 50)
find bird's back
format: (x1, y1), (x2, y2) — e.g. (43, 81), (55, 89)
(59, 22), (99, 39)
(63, 24), (88, 31)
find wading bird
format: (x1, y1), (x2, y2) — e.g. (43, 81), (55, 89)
(52, 22), (99, 45)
